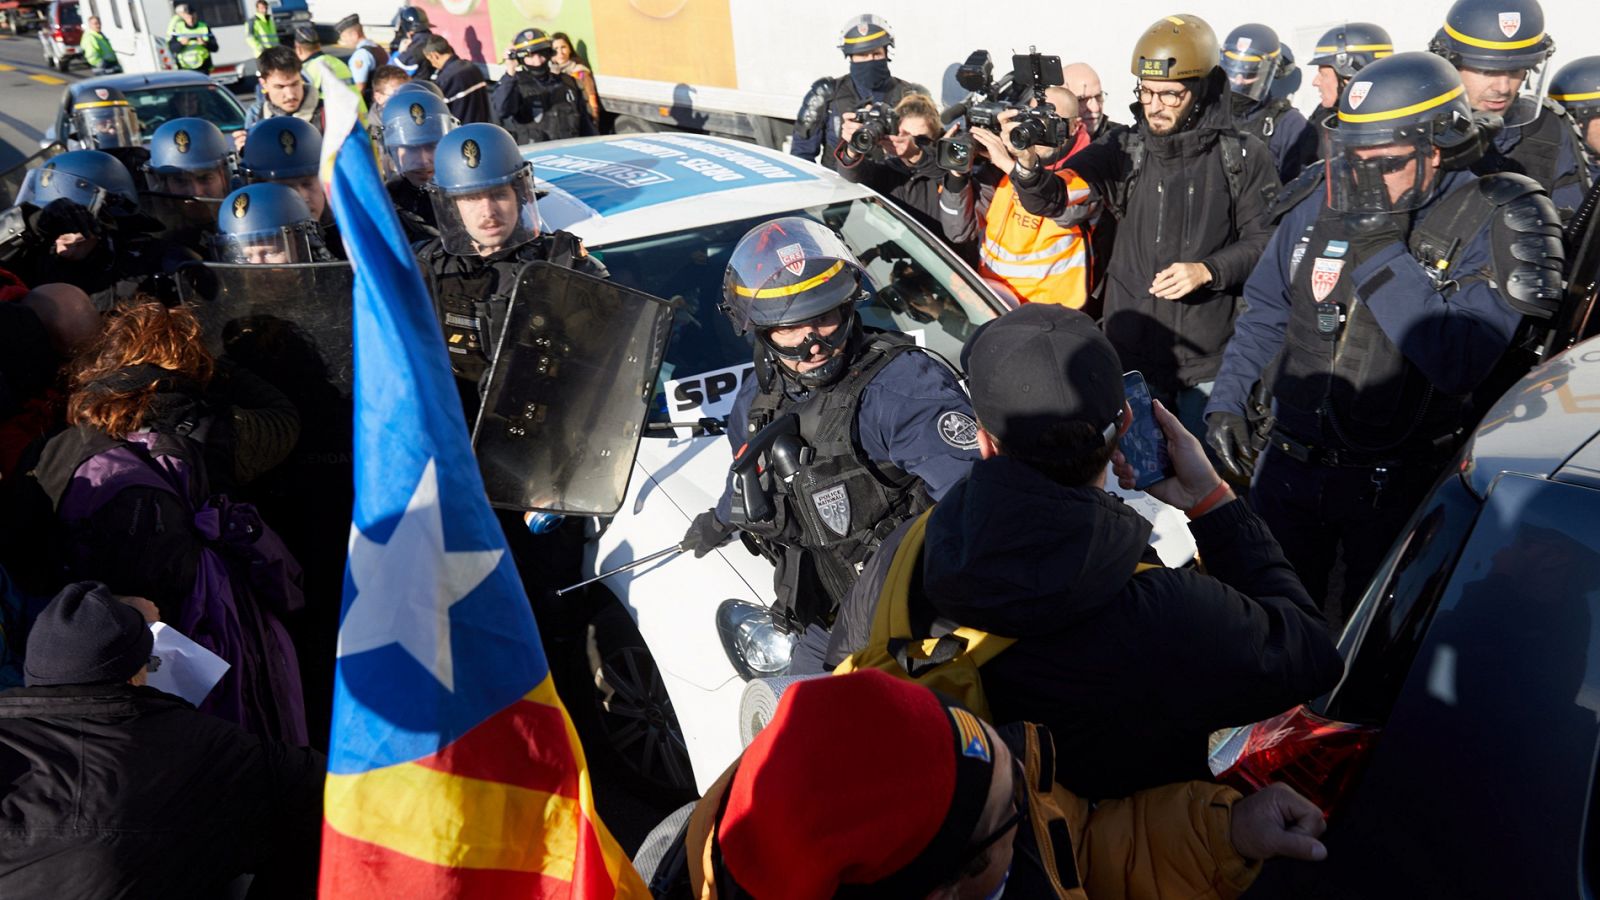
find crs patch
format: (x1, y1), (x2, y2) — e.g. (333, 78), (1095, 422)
(1347, 81), (1372, 109)
(813, 483), (851, 537)
(776, 242), (806, 276)
(1311, 257), (1345, 302)
(937, 410), (980, 450)
(1499, 11), (1521, 37)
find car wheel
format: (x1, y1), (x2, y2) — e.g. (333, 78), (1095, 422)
(55, 54), (70, 73)
(583, 601), (695, 802)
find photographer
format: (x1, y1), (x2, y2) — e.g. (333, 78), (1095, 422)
(833, 93), (945, 236)
(492, 28), (596, 144)
(791, 14), (927, 171)
(941, 86), (1098, 310)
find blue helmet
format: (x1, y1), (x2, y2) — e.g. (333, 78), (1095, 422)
(378, 89), (456, 181)
(17, 149), (140, 215)
(146, 117), (236, 198)
(1221, 23), (1283, 104)
(428, 123), (538, 255)
(240, 116), (322, 181)
(1428, 0), (1554, 128)
(213, 183), (318, 264)
(388, 79), (446, 102)
(1308, 22), (1395, 79)
(70, 86), (142, 150)
(1550, 55), (1600, 128)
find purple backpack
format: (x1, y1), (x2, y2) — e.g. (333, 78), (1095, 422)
(57, 432), (309, 745)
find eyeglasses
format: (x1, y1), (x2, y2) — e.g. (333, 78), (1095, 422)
(959, 757), (1029, 867)
(1075, 92), (1106, 107)
(1134, 86), (1190, 108)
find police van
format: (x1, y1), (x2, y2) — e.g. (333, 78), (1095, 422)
(526, 134), (1198, 797)
(83, 0), (257, 83)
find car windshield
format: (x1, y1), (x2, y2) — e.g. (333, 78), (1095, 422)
(588, 196), (1001, 427)
(127, 86), (247, 137)
(59, 3), (81, 25)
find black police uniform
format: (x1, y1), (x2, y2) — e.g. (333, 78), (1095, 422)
(491, 68), (595, 144)
(1473, 101), (1593, 213)
(433, 56), (491, 126)
(386, 177), (437, 242)
(790, 73), (927, 172)
(1, 206), (199, 311)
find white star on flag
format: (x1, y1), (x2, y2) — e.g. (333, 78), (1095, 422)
(338, 458), (503, 692)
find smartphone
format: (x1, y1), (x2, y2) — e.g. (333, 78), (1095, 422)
(1121, 371), (1173, 491)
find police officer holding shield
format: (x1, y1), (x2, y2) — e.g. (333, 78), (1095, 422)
(239, 116), (343, 259)
(1429, 0), (1593, 212)
(681, 218), (981, 632)
(143, 117), (238, 257)
(1204, 52), (1565, 626)
(414, 122), (605, 414)
(213, 183), (328, 264)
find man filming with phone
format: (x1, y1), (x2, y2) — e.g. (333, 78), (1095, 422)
(816, 303), (1342, 800)
(940, 51), (1099, 310)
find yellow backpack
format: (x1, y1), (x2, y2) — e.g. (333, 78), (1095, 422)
(835, 508), (1160, 722)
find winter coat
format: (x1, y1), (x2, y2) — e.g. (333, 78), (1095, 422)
(0, 683), (323, 898)
(827, 454), (1343, 799)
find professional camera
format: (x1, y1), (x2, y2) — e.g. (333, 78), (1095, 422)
(848, 101), (901, 155)
(1008, 106), (1072, 151)
(936, 47), (1070, 170)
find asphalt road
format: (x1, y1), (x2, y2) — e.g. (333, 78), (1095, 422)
(0, 30), (80, 172)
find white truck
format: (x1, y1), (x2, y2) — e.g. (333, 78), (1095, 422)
(320, 0), (1590, 147)
(86, 0), (304, 83)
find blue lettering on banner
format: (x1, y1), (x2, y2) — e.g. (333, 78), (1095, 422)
(525, 135), (817, 215)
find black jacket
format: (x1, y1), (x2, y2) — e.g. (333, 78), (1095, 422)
(834, 145), (945, 237)
(434, 57), (492, 125)
(0, 683), (324, 898)
(827, 455), (1342, 799)
(1013, 72), (1280, 398)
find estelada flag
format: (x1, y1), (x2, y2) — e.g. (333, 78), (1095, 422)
(315, 78), (647, 899)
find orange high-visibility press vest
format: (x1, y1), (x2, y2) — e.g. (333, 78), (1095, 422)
(978, 172), (1091, 308)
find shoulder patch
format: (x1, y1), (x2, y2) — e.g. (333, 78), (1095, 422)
(937, 410), (980, 450)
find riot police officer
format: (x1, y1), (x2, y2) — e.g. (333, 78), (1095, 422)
(1204, 52), (1565, 626)
(67, 85), (150, 190)
(389, 6), (434, 80)
(1429, 0), (1593, 212)
(1549, 56), (1600, 181)
(239, 116), (342, 258)
(1306, 23), (1393, 126)
(213, 183), (327, 264)
(790, 15), (927, 171)
(144, 117), (238, 257)
(414, 123), (605, 412)
(491, 28), (595, 144)
(681, 218), (981, 631)
(1221, 23), (1310, 182)
(1, 150), (198, 310)
(378, 87), (455, 241)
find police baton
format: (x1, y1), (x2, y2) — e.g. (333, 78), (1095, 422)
(555, 543), (685, 596)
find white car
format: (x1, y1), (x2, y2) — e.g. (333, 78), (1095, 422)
(527, 133), (1198, 796)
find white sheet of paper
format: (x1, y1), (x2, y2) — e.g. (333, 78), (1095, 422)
(146, 622), (230, 707)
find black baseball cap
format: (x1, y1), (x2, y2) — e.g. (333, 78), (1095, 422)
(292, 22), (318, 45)
(335, 14), (360, 33)
(962, 305), (1125, 458)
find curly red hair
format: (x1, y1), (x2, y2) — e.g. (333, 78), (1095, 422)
(66, 299), (215, 439)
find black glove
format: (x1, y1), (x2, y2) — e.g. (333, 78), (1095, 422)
(682, 509), (734, 558)
(1342, 211), (1405, 257)
(1205, 411), (1255, 483)
(32, 198), (101, 242)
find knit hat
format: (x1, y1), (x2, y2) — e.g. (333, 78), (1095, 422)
(717, 670), (997, 899)
(24, 582), (153, 687)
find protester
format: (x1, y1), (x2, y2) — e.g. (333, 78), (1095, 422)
(549, 32), (601, 124)
(650, 669), (1326, 897)
(0, 581), (324, 897)
(32, 301), (309, 743)
(820, 304), (1343, 799)
(422, 34), (492, 125)
(244, 45), (324, 135)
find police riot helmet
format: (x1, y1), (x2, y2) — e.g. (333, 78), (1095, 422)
(428, 123), (538, 256)
(388, 79), (447, 102)
(1323, 52), (1478, 214)
(1549, 56), (1600, 130)
(722, 217), (870, 387)
(378, 89), (456, 182)
(213, 183), (318, 264)
(146, 117), (237, 199)
(240, 116), (322, 181)
(508, 27), (553, 60)
(1131, 14), (1220, 83)
(16, 149), (140, 216)
(1428, 0), (1554, 128)
(394, 5), (429, 36)
(70, 86), (142, 150)
(1220, 23), (1282, 104)
(1308, 22), (1394, 80)
(836, 14), (894, 56)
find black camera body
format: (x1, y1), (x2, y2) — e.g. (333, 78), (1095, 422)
(849, 101), (901, 155)
(1008, 106), (1072, 150)
(936, 47), (1070, 170)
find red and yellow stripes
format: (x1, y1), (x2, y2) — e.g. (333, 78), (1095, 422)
(320, 677), (648, 898)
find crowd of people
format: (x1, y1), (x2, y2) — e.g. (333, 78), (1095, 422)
(0, 0), (1594, 896)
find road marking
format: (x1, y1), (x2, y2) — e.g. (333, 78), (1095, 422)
(0, 64), (15, 71)
(28, 73), (66, 85)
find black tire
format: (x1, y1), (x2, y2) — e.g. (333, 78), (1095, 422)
(56, 54), (70, 73)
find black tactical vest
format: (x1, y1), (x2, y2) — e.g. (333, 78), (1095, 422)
(743, 331), (933, 619)
(1271, 209), (1465, 456)
(502, 71), (584, 144)
(1474, 102), (1593, 207)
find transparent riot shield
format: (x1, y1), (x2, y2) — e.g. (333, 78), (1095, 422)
(473, 262), (675, 517)
(178, 261), (355, 397)
(138, 190), (222, 244)
(0, 141), (64, 208)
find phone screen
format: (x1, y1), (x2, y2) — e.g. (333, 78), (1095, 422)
(1121, 370), (1172, 491)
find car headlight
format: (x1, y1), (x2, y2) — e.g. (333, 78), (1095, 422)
(716, 599), (796, 680)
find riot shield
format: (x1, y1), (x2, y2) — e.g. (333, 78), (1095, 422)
(0, 141), (63, 208)
(138, 190), (222, 245)
(473, 262), (674, 517)
(179, 261), (355, 397)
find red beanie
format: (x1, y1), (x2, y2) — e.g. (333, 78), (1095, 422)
(717, 670), (996, 899)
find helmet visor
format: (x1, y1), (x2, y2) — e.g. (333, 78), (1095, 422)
(384, 140), (441, 183)
(17, 166), (108, 214)
(212, 226), (314, 264)
(1461, 58), (1550, 129)
(73, 106), (142, 150)
(1325, 129), (1434, 213)
(1222, 51), (1275, 102)
(722, 217), (867, 335)
(429, 169), (539, 257)
(148, 162), (233, 199)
